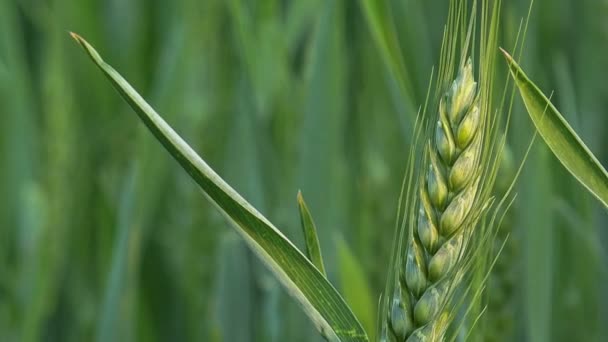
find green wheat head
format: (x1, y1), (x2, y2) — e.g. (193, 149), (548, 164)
(387, 60), (483, 342)
(380, 0), (509, 340)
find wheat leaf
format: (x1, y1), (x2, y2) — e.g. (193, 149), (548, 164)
(501, 48), (608, 209)
(71, 32), (368, 342)
(297, 191), (327, 277)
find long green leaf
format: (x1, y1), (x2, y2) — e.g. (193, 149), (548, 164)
(501, 48), (608, 209)
(297, 191), (326, 277)
(71, 32), (368, 342)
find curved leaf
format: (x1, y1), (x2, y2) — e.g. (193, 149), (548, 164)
(71, 32), (368, 342)
(501, 48), (608, 209)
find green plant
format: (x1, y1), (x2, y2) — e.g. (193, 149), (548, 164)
(385, 59), (485, 341)
(378, 1), (515, 340)
(70, 32), (367, 341)
(4, 0), (608, 341)
(64, 0), (608, 341)
(501, 49), (608, 208)
(69, 0), (513, 340)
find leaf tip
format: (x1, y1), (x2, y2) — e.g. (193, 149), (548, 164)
(297, 190), (304, 204)
(499, 47), (520, 79)
(499, 47), (513, 62)
(69, 31), (82, 42)
(69, 33), (105, 65)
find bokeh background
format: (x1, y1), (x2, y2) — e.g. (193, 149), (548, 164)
(1, 0), (607, 341)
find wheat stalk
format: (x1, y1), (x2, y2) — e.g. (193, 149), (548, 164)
(384, 59), (484, 342)
(485, 147), (517, 342)
(484, 219), (517, 342)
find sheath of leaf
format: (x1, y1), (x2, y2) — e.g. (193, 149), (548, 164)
(386, 60), (483, 342)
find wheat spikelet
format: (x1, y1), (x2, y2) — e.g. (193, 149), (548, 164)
(384, 59), (484, 342)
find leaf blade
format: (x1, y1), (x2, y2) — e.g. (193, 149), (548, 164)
(71, 32), (368, 342)
(297, 191), (326, 277)
(501, 48), (608, 209)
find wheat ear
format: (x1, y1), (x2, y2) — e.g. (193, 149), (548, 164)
(386, 59), (483, 342)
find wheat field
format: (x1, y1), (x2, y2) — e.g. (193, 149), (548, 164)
(0, 0), (607, 341)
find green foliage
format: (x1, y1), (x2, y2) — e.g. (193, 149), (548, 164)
(1, 0), (607, 341)
(502, 49), (608, 209)
(71, 32), (368, 342)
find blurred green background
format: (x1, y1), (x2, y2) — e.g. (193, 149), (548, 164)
(1, 0), (607, 341)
